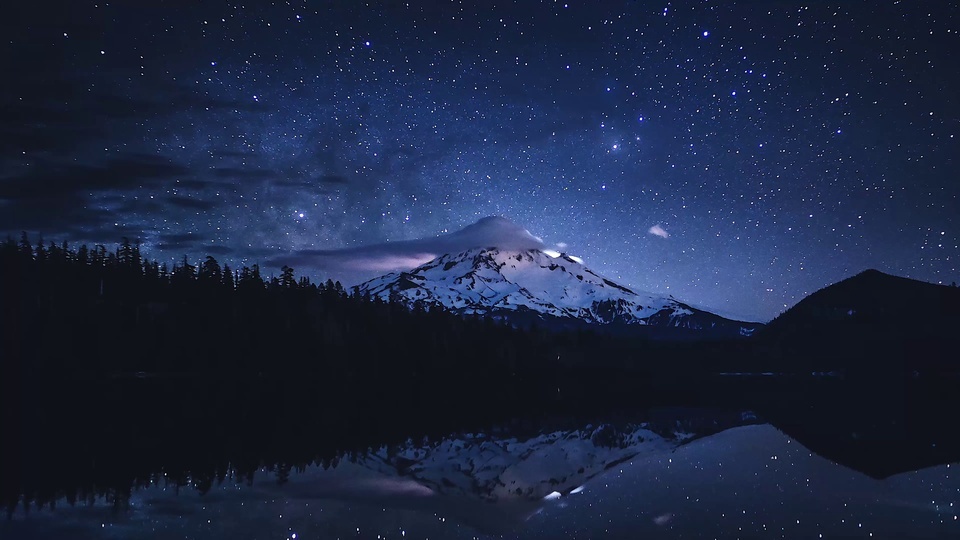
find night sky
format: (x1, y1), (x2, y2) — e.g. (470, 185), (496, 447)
(2, 1), (958, 321)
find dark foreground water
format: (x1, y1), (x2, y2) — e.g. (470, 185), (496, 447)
(3, 377), (959, 539)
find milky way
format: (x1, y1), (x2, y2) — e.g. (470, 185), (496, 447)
(2, 1), (957, 320)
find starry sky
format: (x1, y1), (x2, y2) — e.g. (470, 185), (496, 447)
(2, 1), (958, 321)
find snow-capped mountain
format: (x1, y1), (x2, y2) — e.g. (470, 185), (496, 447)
(354, 245), (762, 337)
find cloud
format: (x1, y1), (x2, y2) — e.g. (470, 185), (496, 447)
(653, 512), (675, 526)
(313, 174), (350, 185)
(205, 245), (236, 256)
(648, 224), (670, 239)
(265, 216), (545, 283)
(210, 167), (278, 181)
(0, 78), (268, 159)
(0, 155), (191, 242)
(154, 232), (203, 252)
(0, 154), (190, 202)
(0, 153), (200, 237)
(342, 253), (442, 272)
(164, 195), (218, 211)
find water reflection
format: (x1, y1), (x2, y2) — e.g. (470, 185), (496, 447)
(4, 417), (959, 539)
(536, 425), (958, 539)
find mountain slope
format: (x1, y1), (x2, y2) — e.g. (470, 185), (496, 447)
(766, 269), (960, 328)
(758, 269), (960, 373)
(354, 246), (761, 338)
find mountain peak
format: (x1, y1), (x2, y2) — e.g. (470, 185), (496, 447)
(466, 215), (523, 230)
(447, 216), (545, 252)
(354, 245), (762, 338)
(850, 268), (888, 280)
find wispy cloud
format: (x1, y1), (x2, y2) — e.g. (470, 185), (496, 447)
(648, 224), (670, 239)
(265, 216), (546, 284)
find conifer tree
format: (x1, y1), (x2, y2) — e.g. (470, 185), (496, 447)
(200, 255), (222, 283)
(118, 237), (133, 268)
(221, 263), (234, 290)
(34, 235), (47, 263)
(76, 244), (89, 266)
(280, 265), (296, 288)
(19, 231), (32, 258)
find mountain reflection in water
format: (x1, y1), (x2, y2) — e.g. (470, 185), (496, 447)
(3, 420), (958, 539)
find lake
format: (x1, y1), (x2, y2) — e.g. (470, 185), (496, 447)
(2, 376), (958, 539)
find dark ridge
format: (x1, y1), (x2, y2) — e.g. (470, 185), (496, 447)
(756, 268), (960, 376)
(764, 268), (960, 332)
(601, 278), (636, 295)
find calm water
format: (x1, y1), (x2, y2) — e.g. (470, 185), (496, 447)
(4, 379), (959, 539)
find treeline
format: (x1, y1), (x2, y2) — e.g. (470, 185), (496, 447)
(0, 232), (655, 383)
(0, 233), (658, 514)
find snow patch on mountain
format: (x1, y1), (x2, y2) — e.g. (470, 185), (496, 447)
(355, 246), (757, 333)
(357, 247), (680, 323)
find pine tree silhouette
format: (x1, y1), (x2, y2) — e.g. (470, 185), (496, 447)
(280, 265), (296, 288)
